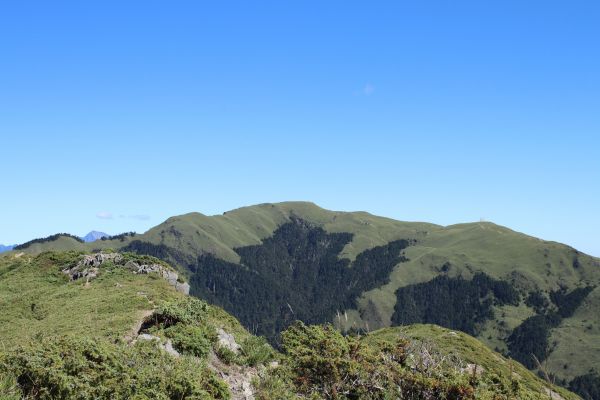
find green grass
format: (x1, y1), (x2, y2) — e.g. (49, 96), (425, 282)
(0, 251), (181, 347)
(0, 250), (263, 352)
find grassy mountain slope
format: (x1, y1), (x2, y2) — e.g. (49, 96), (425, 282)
(0, 251), (178, 345)
(0, 251), (262, 399)
(546, 286), (600, 380)
(9, 201), (600, 393)
(0, 250), (581, 399)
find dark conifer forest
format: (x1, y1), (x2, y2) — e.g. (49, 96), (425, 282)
(189, 218), (410, 343)
(508, 285), (595, 368)
(391, 273), (520, 335)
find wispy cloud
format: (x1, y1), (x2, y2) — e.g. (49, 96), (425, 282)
(96, 211), (114, 220)
(363, 83), (375, 96)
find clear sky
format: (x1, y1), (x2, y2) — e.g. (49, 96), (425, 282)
(1, 1), (598, 256)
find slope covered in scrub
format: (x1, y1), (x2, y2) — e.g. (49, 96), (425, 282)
(0, 250), (583, 399)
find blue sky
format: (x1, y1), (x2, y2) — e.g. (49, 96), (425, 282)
(1, 1), (599, 256)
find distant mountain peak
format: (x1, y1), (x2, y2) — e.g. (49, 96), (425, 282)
(81, 231), (109, 243)
(0, 244), (14, 253)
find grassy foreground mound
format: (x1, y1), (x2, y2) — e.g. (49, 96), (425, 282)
(255, 322), (579, 400)
(364, 325), (579, 399)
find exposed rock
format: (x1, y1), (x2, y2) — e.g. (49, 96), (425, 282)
(63, 253), (190, 294)
(163, 339), (180, 357)
(65, 266), (99, 281)
(138, 333), (160, 342)
(217, 328), (241, 354)
(80, 253), (123, 267)
(136, 333), (180, 357)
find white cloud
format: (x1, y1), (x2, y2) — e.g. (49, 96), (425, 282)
(363, 83), (375, 96)
(96, 211), (114, 220)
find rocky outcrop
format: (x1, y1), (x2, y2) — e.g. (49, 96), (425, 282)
(123, 260), (190, 294)
(63, 253), (190, 294)
(81, 253), (123, 266)
(217, 328), (241, 354)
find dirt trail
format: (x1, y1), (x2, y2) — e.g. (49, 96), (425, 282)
(125, 309), (257, 399)
(208, 352), (257, 400)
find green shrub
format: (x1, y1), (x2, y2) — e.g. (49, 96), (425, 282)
(164, 324), (216, 359)
(215, 345), (238, 365)
(147, 297), (210, 329)
(280, 321), (402, 399)
(0, 336), (229, 400)
(239, 336), (275, 367)
(254, 367), (298, 400)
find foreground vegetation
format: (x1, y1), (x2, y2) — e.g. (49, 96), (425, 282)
(255, 322), (579, 400)
(0, 250), (582, 399)
(0, 337), (229, 400)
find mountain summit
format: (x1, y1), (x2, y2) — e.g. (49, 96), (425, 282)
(81, 231), (109, 242)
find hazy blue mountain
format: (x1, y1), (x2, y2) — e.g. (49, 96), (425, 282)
(0, 244), (14, 253)
(81, 231), (109, 243)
